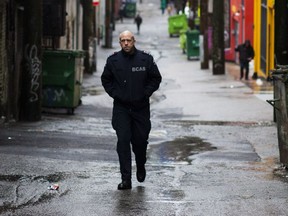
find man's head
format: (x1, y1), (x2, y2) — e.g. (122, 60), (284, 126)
(119, 30), (135, 54)
(244, 40), (251, 46)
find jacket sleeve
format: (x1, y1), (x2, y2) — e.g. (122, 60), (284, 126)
(101, 59), (115, 98)
(249, 47), (255, 59)
(144, 56), (162, 98)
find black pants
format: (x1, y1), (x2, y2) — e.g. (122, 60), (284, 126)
(112, 103), (151, 181)
(240, 61), (249, 80)
(136, 24), (141, 33)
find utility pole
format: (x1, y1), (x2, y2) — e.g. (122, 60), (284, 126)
(20, 0), (42, 121)
(212, 0), (225, 75)
(274, 1), (288, 65)
(104, 0), (112, 48)
(111, 0), (115, 31)
(82, 0), (94, 74)
(200, 0), (209, 69)
(0, 1), (8, 120)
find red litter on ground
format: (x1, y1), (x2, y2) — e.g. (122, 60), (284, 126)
(48, 184), (59, 190)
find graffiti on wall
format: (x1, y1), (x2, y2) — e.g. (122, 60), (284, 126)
(25, 44), (41, 102)
(43, 87), (69, 106)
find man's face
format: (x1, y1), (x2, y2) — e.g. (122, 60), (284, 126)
(119, 33), (135, 54)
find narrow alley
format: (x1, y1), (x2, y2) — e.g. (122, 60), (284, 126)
(0, 1), (287, 216)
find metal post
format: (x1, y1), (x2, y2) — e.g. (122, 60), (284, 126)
(274, 0), (288, 65)
(212, 0), (225, 75)
(20, 0), (42, 121)
(200, 0), (209, 69)
(104, 0), (112, 48)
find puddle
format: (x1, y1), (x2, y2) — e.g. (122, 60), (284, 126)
(37, 173), (67, 182)
(220, 85), (246, 89)
(82, 88), (103, 96)
(0, 173), (71, 214)
(220, 78), (273, 95)
(0, 175), (22, 182)
(148, 136), (216, 164)
(165, 120), (274, 127)
(159, 189), (185, 201)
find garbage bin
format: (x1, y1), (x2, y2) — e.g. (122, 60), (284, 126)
(168, 14), (188, 37)
(124, 2), (136, 18)
(42, 49), (84, 114)
(266, 66), (288, 166)
(186, 29), (200, 60)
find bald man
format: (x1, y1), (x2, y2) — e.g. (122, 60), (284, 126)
(101, 30), (162, 190)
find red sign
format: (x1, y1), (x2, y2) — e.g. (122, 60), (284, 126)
(93, 0), (99, 6)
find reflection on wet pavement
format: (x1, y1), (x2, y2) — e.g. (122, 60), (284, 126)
(245, 78), (273, 94)
(226, 63), (274, 94)
(113, 186), (147, 215)
(159, 189), (185, 201)
(148, 136), (216, 165)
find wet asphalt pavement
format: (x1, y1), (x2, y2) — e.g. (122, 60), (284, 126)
(1, 0), (288, 215)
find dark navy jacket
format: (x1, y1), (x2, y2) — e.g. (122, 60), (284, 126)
(235, 43), (254, 63)
(101, 48), (162, 110)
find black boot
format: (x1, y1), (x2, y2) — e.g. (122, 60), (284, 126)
(117, 180), (132, 190)
(136, 165), (146, 182)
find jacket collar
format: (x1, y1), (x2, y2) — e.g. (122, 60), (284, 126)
(121, 47), (137, 56)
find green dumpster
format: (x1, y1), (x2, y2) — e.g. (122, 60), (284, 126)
(42, 49), (84, 114)
(124, 2), (136, 18)
(186, 29), (200, 60)
(168, 14), (188, 37)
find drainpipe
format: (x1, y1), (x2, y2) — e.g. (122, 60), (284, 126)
(76, 0), (80, 49)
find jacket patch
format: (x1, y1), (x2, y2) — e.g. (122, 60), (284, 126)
(132, 66), (146, 72)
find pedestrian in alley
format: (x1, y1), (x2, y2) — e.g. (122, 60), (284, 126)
(101, 30), (162, 190)
(134, 14), (142, 34)
(119, 4), (125, 23)
(235, 40), (255, 80)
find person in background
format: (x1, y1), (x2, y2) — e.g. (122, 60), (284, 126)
(101, 30), (162, 190)
(167, 3), (172, 16)
(119, 4), (125, 23)
(134, 14), (143, 34)
(235, 40), (255, 80)
(161, 0), (166, 14)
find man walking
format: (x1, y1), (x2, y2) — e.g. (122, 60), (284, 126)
(101, 30), (162, 190)
(235, 40), (255, 80)
(134, 14), (142, 34)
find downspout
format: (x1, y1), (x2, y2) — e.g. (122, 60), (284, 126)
(76, 0), (80, 49)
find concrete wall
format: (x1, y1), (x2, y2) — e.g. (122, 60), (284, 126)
(59, 0), (83, 50)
